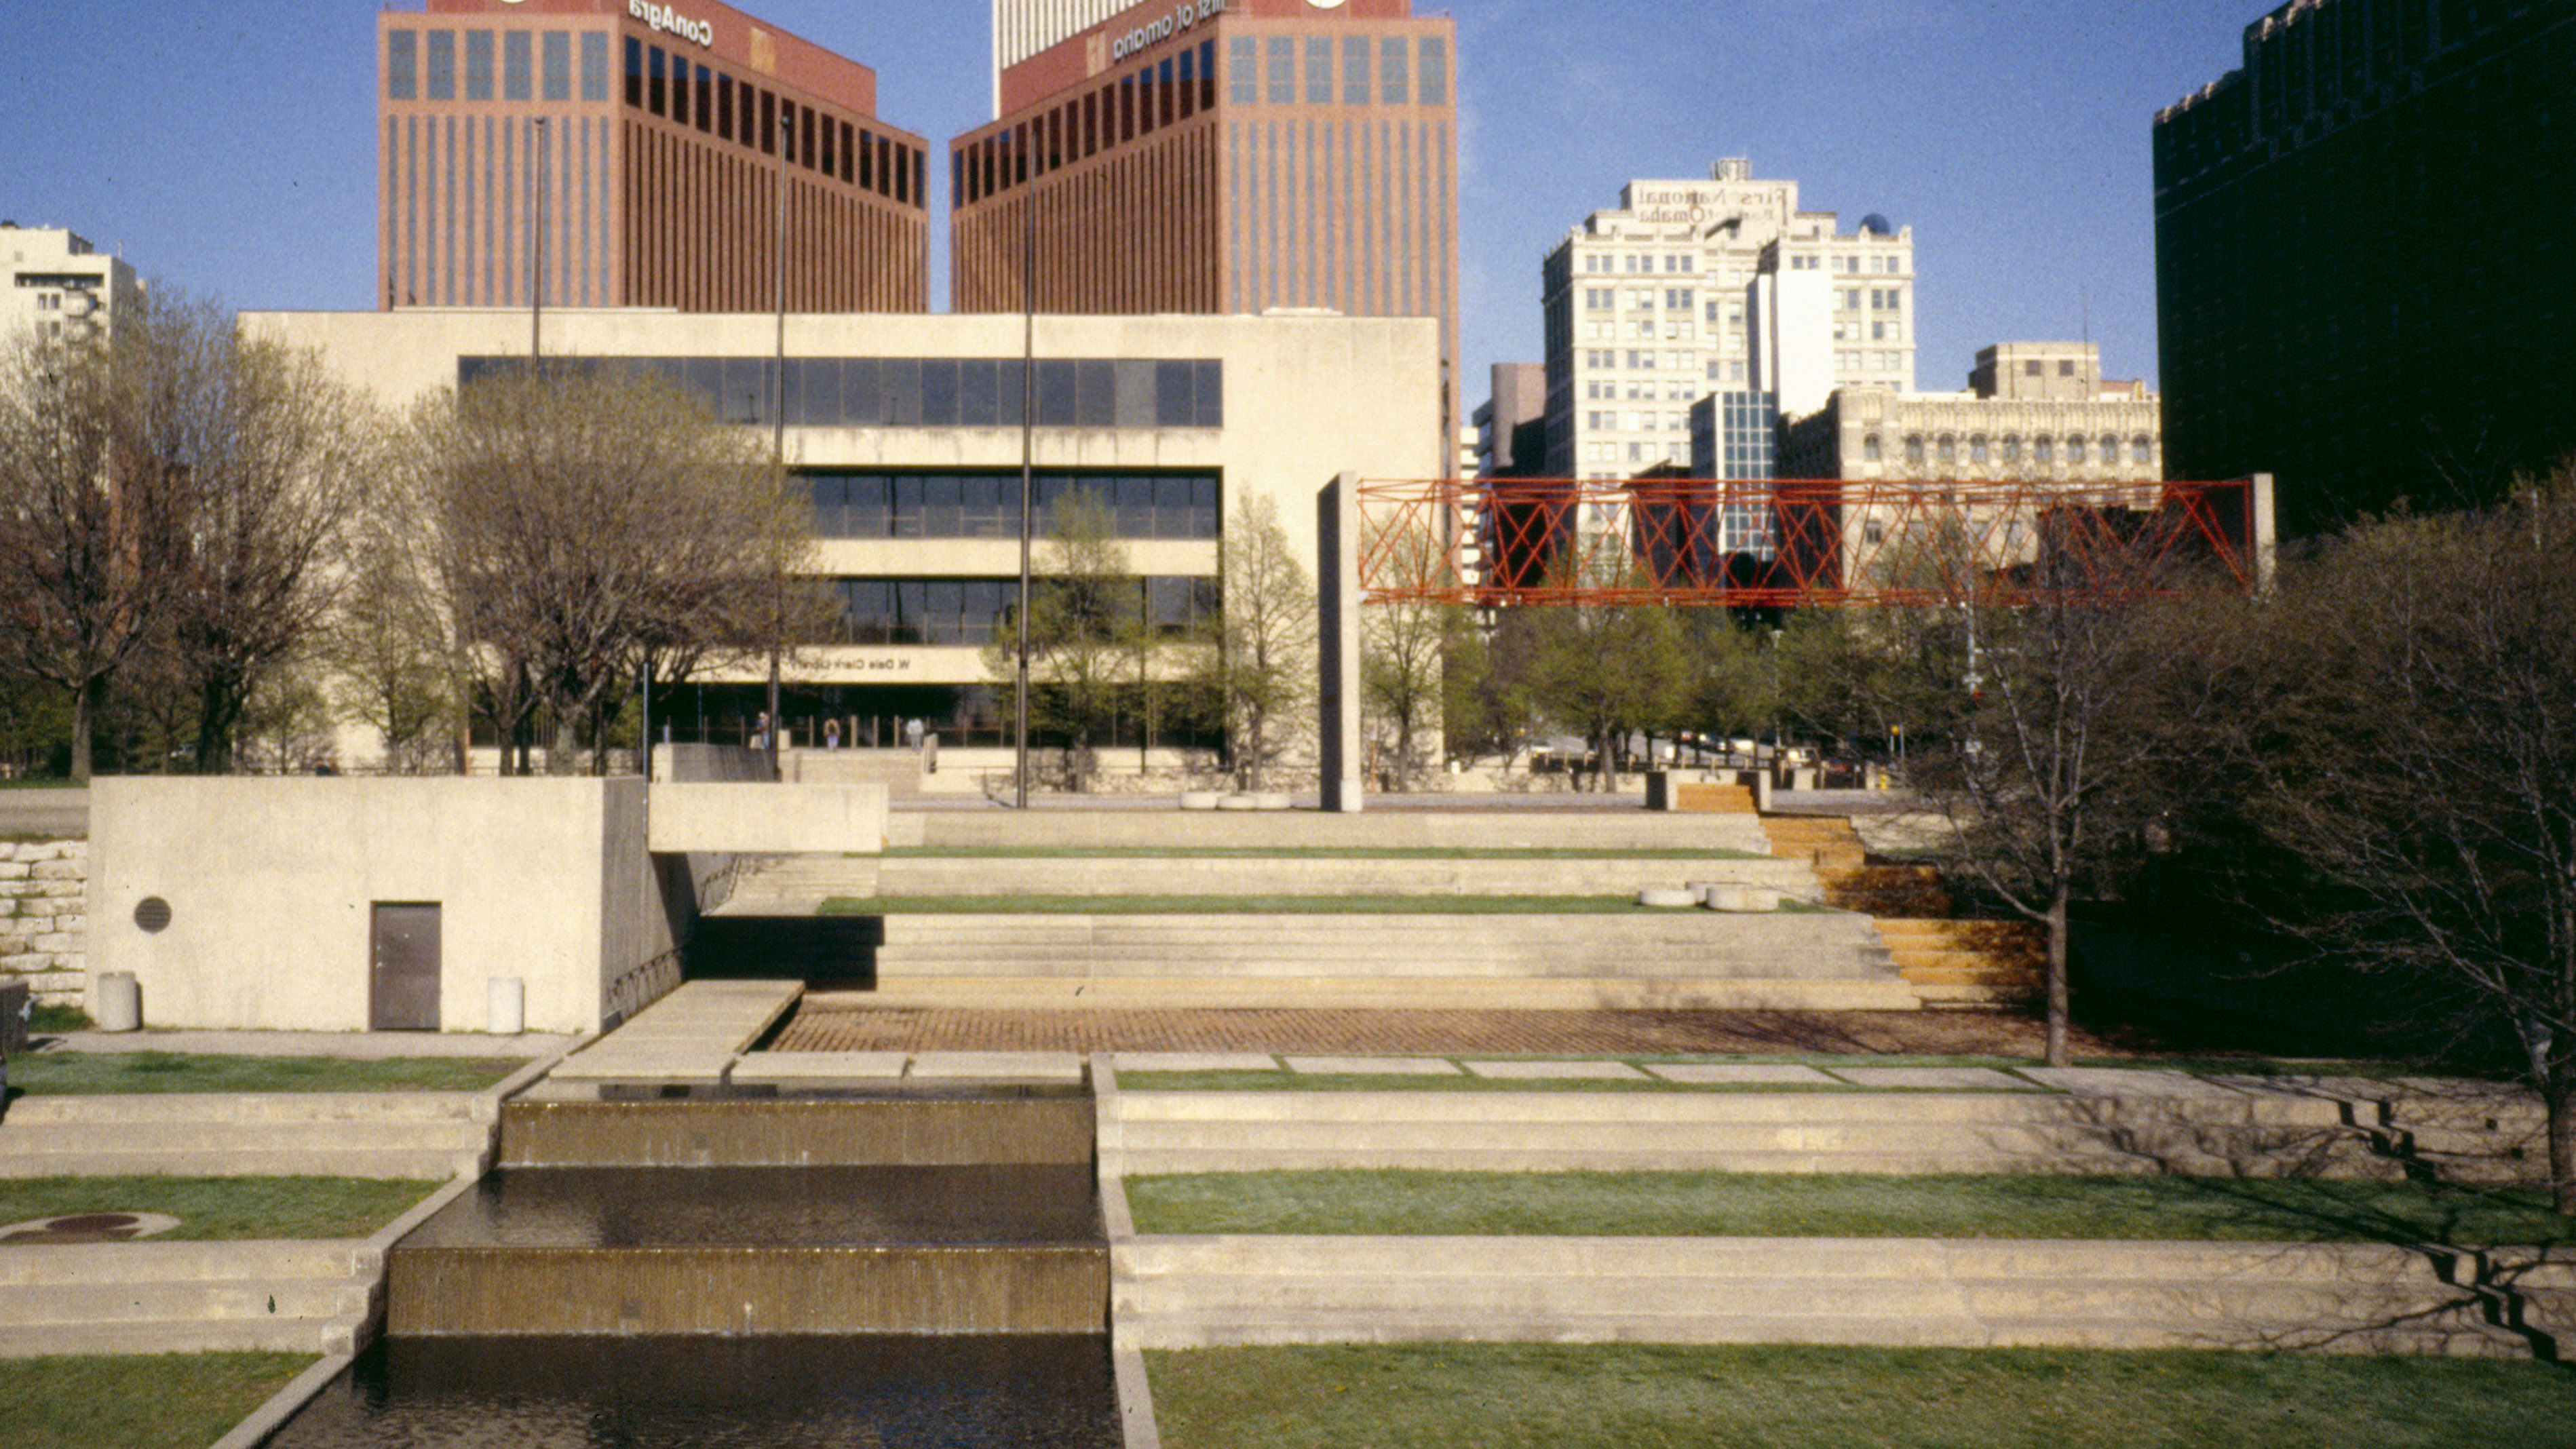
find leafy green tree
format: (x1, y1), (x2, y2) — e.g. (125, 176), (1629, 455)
(984, 492), (1137, 792)
(1526, 597), (1691, 793)
(1201, 494), (1315, 791)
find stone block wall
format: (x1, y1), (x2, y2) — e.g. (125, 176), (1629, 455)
(0, 841), (88, 1009)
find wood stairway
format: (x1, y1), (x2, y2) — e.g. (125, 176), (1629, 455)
(1759, 815), (2043, 1008)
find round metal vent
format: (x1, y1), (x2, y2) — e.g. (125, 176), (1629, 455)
(134, 897), (172, 933)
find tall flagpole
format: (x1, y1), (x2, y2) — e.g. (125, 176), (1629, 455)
(1015, 192), (1035, 810)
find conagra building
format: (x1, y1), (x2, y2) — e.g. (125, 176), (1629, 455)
(377, 0), (931, 314)
(950, 0), (1461, 440)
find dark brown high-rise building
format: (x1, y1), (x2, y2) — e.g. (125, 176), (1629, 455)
(950, 0), (1460, 431)
(377, 0), (929, 314)
(2155, 0), (2575, 533)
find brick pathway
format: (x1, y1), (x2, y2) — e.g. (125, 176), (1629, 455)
(771, 1003), (2139, 1058)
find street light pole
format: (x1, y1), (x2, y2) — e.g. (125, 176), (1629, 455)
(767, 127), (788, 781)
(530, 117), (547, 360)
(1014, 196), (1035, 811)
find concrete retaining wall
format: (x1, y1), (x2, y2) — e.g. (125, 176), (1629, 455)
(90, 779), (683, 1035)
(0, 839), (87, 1009)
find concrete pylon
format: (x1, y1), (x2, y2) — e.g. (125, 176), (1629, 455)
(1318, 474), (1363, 813)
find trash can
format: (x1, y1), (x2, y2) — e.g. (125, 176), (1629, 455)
(488, 978), (526, 1037)
(94, 972), (142, 1034)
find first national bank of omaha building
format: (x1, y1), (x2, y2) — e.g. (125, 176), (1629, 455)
(247, 309), (1442, 757)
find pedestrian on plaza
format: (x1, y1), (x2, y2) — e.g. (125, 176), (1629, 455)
(905, 717), (925, 752)
(825, 719), (843, 751)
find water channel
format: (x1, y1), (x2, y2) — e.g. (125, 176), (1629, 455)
(260, 1081), (1119, 1448)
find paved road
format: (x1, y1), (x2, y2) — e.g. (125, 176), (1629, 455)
(0, 789), (85, 838)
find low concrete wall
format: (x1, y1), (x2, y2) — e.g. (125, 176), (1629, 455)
(0, 839), (86, 1009)
(91, 779), (681, 1035)
(647, 784), (889, 855)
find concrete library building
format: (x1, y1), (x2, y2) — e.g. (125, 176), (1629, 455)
(246, 307), (1444, 773)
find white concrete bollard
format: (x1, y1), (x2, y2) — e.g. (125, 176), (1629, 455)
(94, 972), (141, 1032)
(487, 978), (526, 1036)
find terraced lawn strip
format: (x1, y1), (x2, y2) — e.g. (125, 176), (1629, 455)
(1146, 1342), (2576, 1449)
(0, 1176), (444, 1241)
(824, 895), (1803, 916)
(1125, 1170), (2576, 1245)
(5, 1051), (527, 1097)
(1116, 1056), (2440, 1094)
(0, 1351), (315, 1449)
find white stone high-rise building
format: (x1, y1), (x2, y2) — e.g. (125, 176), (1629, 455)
(2, 224), (142, 346)
(1541, 157), (1915, 480)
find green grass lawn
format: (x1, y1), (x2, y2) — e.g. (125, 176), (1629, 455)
(881, 846), (1773, 861)
(0, 777), (80, 790)
(0, 1176), (444, 1240)
(5, 1051), (527, 1098)
(1145, 1342), (2576, 1449)
(1124, 1170), (2576, 1246)
(0, 1352), (315, 1449)
(823, 894), (1814, 915)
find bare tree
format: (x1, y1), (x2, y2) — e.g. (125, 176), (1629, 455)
(0, 309), (192, 781)
(1202, 493), (1315, 791)
(1903, 513), (2237, 1067)
(153, 300), (379, 773)
(984, 492), (1136, 792)
(391, 364), (809, 775)
(1360, 516), (1465, 790)
(2226, 474), (2576, 1213)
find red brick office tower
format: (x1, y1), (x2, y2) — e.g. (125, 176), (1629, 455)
(952, 0), (1460, 429)
(378, 0), (929, 313)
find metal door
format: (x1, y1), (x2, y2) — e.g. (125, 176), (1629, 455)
(370, 904), (442, 1032)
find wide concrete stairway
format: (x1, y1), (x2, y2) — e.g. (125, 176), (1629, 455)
(852, 913), (1917, 1011)
(911, 809), (1776, 855)
(0, 1094), (497, 1179)
(0, 1241), (383, 1357)
(732, 852), (1822, 906)
(1113, 1236), (2560, 1357)
(1107, 1087), (2391, 1178)
(1761, 815), (2042, 1007)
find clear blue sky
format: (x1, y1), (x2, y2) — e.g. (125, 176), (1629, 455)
(1, 0), (2263, 398)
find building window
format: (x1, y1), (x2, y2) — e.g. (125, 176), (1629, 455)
(465, 29), (494, 101)
(542, 31), (571, 101)
(427, 29), (457, 100)
(1969, 436), (1989, 465)
(2024, 360), (2043, 376)
(2000, 435), (2021, 463)
(2066, 437), (2086, 465)
(1343, 36), (1369, 103)
(1380, 37), (1409, 104)
(1905, 436), (1925, 466)
(1229, 37), (1256, 104)
(581, 31), (609, 102)
(1267, 37), (1292, 105)
(1419, 37), (1447, 106)
(2134, 434), (2155, 465)
(2034, 438), (2054, 464)
(503, 30), (531, 100)
(387, 29), (418, 100)
(2059, 360), (2077, 376)
(1304, 36), (1332, 104)
(1862, 434), (1882, 463)
(2100, 435), (2121, 464)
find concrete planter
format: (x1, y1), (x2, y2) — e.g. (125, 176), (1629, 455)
(1178, 792), (1223, 812)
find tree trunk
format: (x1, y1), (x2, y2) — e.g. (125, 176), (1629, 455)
(1597, 724), (1619, 795)
(69, 676), (100, 784)
(2045, 889), (2072, 1068)
(2550, 1075), (2575, 1217)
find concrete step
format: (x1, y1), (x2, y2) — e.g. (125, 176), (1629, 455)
(0, 1241), (374, 1286)
(1116, 1090), (2349, 1129)
(0, 1311), (376, 1359)
(910, 813), (1777, 854)
(0, 1148), (484, 1180)
(1115, 1119), (2378, 1157)
(754, 858), (1826, 900)
(1112, 1148), (2384, 1178)
(0, 1093), (495, 1125)
(870, 955), (1891, 980)
(849, 979), (1929, 1011)
(0, 1279), (377, 1327)
(1, 1122), (492, 1154)
(1109, 1237), (2534, 1357)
